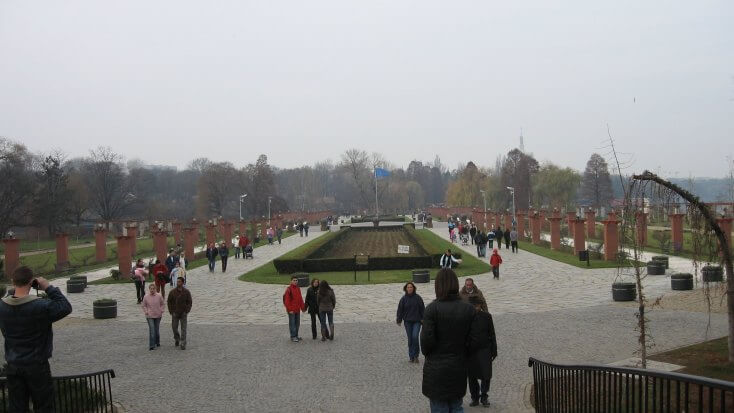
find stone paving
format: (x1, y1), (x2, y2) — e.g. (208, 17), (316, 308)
(23, 221), (730, 412)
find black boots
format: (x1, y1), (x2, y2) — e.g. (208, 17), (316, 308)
(321, 327), (327, 341)
(328, 324), (334, 340)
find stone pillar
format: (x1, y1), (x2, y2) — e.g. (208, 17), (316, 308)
(531, 213), (541, 245)
(567, 211), (576, 238)
(205, 223), (216, 246)
(602, 212), (620, 261)
(669, 213), (685, 253)
(125, 225), (138, 256)
(152, 229), (168, 263)
(635, 212), (648, 247)
(585, 209), (596, 239)
(548, 210), (563, 251)
(504, 212), (512, 231)
(55, 233), (70, 271)
(223, 221), (234, 248)
(94, 227), (108, 263)
(717, 217), (732, 255)
(238, 220), (248, 236)
(183, 226), (196, 261)
(2, 238), (20, 277)
(539, 210), (547, 231)
(573, 218), (587, 254)
(172, 222), (183, 244)
(116, 235), (132, 275)
(494, 213), (501, 229)
(516, 211), (526, 238)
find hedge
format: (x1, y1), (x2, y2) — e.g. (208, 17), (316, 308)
(273, 230), (347, 273)
(350, 215), (405, 223)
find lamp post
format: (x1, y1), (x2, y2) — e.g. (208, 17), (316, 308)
(506, 186), (516, 228)
(267, 196), (273, 226)
(479, 189), (488, 229)
(239, 194), (248, 220)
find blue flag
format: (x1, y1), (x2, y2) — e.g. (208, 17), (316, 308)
(375, 167), (390, 178)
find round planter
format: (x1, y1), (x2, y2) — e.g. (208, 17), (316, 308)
(66, 280), (85, 293)
(670, 273), (693, 291)
(69, 275), (87, 288)
(294, 273), (310, 288)
(651, 256), (669, 269)
(412, 269), (430, 284)
(612, 282), (636, 302)
(702, 265), (723, 283)
(93, 300), (117, 319)
(646, 261), (665, 276)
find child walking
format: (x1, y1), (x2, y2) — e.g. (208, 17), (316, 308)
(490, 248), (503, 279)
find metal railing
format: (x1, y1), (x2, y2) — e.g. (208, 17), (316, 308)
(0, 369), (115, 412)
(529, 357), (734, 412)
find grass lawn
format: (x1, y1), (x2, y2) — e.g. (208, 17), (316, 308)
(649, 336), (734, 382)
(239, 229), (491, 285)
(518, 241), (630, 269)
(0, 236), (105, 254)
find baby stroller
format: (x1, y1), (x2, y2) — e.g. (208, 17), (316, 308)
(243, 244), (254, 259)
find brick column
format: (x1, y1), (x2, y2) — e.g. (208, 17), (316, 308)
(238, 220), (248, 237)
(152, 229), (168, 263)
(635, 212), (648, 247)
(531, 213), (541, 245)
(585, 209), (596, 239)
(55, 233), (70, 271)
(116, 236), (132, 275)
(573, 218), (587, 254)
(567, 211), (576, 238)
(548, 210), (563, 251)
(183, 226), (196, 261)
(539, 210), (547, 231)
(603, 212), (620, 261)
(669, 213), (685, 253)
(125, 225), (138, 256)
(94, 227), (107, 263)
(516, 211), (526, 238)
(205, 223), (216, 246)
(2, 238), (20, 277)
(223, 221), (234, 248)
(504, 212), (512, 231)
(717, 217), (732, 255)
(172, 222), (183, 244)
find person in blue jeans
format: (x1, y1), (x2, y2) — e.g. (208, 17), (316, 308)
(396, 281), (425, 363)
(205, 243), (218, 272)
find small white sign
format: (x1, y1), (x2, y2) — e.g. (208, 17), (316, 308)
(397, 245), (410, 254)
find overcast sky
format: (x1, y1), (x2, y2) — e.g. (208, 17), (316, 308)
(1, 0), (732, 177)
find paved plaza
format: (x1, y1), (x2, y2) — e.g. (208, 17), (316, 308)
(6, 224), (729, 412)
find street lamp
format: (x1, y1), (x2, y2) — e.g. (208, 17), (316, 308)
(239, 194), (248, 220)
(506, 186), (516, 228)
(267, 196), (273, 226)
(479, 189), (488, 229)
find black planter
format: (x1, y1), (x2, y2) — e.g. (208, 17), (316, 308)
(651, 256), (669, 269)
(70, 275), (87, 288)
(66, 280), (85, 293)
(646, 261), (665, 276)
(412, 269), (430, 283)
(93, 300), (117, 319)
(670, 273), (693, 290)
(702, 265), (724, 283)
(294, 272), (310, 288)
(612, 282), (636, 302)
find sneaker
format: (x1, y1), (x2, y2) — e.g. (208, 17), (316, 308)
(481, 397), (490, 407)
(149, 347), (155, 351)
(180, 344), (186, 350)
(175, 340), (179, 347)
(469, 399), (479, 407)
(291, 338), (299, 342)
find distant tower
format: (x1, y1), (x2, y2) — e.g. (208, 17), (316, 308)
(519, 128), (525, 152)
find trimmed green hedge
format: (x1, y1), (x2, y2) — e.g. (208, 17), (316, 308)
(273, 231), (345, 273)
(350, 215), (405, 223)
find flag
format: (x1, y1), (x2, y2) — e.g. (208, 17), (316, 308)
(375, 167), (390, 178)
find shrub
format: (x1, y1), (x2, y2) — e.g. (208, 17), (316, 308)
(109, 269), (121, 280)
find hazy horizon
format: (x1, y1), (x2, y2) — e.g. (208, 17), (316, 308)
(1, 0), (732, 177)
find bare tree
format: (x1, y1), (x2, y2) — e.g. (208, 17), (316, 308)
(33, 153), (72, 235)
(0, 138), (35, 236)
(83, 147), (135, 222)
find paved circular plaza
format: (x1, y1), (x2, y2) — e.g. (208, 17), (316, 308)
(5, 225), (728, 412)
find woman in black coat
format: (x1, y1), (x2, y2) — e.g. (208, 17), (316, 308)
(467, 296), (498, 407)
(420, 269), (478, 412)
(503, 228), (511, 250)
(303, 278), (320, 340)
(396, 282), (425, 363)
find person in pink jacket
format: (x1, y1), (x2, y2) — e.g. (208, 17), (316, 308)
(142, 284), (165, 350)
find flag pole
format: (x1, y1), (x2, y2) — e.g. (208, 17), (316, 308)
(375, 168), (379, 220)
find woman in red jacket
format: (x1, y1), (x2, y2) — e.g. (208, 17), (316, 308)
(152, 259), (169, 298)
(489, 249), (502, 280)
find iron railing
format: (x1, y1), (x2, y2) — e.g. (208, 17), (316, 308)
(0, 369), (115, 412)
(529, 357), (734, 412)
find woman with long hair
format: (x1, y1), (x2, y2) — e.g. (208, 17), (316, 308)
(304, 278), (321, 340)
(396, 281), (425, 363)
(317, 280), (336, 341)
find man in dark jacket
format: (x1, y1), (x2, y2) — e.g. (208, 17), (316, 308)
(165, 249), (179, 286)
(167, 277), (192, 349)
(494, 226), (503, 249)
(469, 224), (477, 245)
(0, 266), (72, 411)
(503, 228), (511, 250)
(421, 269), (478, 412)
(205, 243), (218, 272)
(218, 242), (229, 272)
(467, 296), (497, 407)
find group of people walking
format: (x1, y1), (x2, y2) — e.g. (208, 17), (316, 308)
(141, 277), (192, 351)
(397, 270), (498, 410)
(283, 276), (336, 342)
(472, 226), (518, 257)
